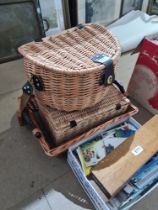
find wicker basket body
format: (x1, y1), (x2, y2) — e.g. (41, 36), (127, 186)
(19, 24), (121, 111)
(37, 86), (130, 146)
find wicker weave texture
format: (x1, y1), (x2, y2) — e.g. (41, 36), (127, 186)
(19, 24), (121, 111)
(37, 86), (130, 146)
(40, 105), (138, 157)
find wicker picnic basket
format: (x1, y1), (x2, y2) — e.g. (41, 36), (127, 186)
(18, 23), (121, 111)
(36, 85), (130, 146)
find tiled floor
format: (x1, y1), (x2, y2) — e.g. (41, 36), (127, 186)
(0, 54), (157, 210)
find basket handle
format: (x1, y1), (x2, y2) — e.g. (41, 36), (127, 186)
(113, 80), (125, 94)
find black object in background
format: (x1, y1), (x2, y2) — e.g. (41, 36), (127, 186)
(147, 0), (158, 15)
(68, 0), (77, 27)
(120, 0), (143, 16)
(0, 0), (45, 63)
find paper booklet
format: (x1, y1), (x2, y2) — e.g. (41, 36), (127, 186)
(109, 153), (158, 209)
(76, 122), (137, 175)
(131, 153), (158, 189)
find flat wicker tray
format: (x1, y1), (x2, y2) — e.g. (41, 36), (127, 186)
(17, 94), (138, 157)
(37, 85), (130, 146)
(39, 105), (138, 157)
(18, 23), (121, 111)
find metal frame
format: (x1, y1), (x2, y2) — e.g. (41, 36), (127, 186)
(77, 0), (122, 26)
(147, 0), (158, 15)
(76, 0), (150, 26)
(120, 0), (144, 16)
(0, 0), (45, 63)
(39, 0), (68, 36)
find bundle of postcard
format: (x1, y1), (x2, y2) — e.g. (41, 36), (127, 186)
(75, 121), (158, 209)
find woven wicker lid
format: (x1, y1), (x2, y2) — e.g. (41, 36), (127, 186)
(18, 24), (120, 74)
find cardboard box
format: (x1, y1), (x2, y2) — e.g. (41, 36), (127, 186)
(128, 38), (158, 114)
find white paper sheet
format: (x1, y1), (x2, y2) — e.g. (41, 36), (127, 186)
(108, 10), (158, 53)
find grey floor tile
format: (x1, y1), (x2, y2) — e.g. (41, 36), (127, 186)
(0, 59), (25, 95)
(7, 190), (51, 210)
(131, 187), (158, 210)
(0, 114), (69, 210)
(21, 195), (51, 210)
(0, 89), (21, 133)
(43, 171), (94, 210)
(132, 99), (153, 125)
(45, 189), (90, 210)
(116, 52), (139, 90)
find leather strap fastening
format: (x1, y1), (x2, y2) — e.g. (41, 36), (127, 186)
(91, 53), (115, 86)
